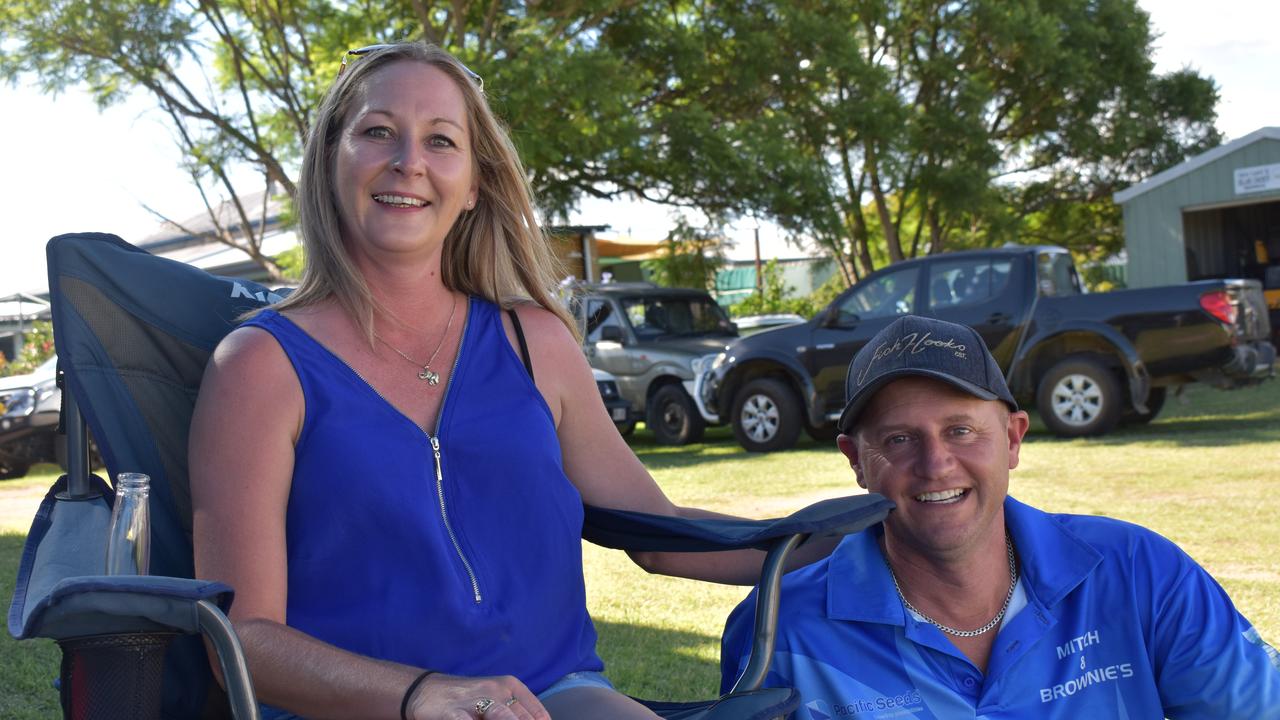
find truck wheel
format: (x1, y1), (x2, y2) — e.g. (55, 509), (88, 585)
(732, 378), (803, 453)
(1121, 387), (1167, 426)
(1036, 356), (1122, 437)
(616, 418), (637, 437)
(647, 385), (706, 445)
(0, 460), (32, 480)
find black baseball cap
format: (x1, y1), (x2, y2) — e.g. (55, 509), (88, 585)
(837, 315), (1018, 434)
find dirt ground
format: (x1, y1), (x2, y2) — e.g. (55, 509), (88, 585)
(0, 469), (57, 534)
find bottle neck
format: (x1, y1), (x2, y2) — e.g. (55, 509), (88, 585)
(116, 473), (150, 493)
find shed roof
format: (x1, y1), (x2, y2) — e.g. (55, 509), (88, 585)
(1114, 126), (1280, 204)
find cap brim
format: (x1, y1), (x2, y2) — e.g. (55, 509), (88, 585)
(836, 368), (1001, 434)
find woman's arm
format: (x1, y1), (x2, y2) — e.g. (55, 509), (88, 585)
(190, 326), (545, 720)
(507, 306), (838, 586)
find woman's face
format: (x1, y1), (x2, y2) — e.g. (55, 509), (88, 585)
(332, 60), (478, 264)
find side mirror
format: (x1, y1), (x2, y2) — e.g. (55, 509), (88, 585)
(599, 325), (625, 343)
(823, 308), (859, 328)
(728, 322), (739, 333)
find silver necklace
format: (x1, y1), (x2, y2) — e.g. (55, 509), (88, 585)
(375, 294), (457, 387)
(886, 534), (1018, 638)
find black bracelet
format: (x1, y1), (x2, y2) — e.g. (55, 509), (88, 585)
(400, 669), (436, 720)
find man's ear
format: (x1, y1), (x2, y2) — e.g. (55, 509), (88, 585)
(1006, 410), (1031, 470)
(836, 433), (867, 489)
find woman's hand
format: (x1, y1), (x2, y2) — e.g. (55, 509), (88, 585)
(410, 673), (549, 720)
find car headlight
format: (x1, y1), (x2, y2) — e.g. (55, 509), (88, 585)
(1, 388), (37, 418)
(596, 380), (619, 400)
(691, 353), (723, 375)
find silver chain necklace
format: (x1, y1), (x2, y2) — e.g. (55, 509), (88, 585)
(374, 294), (457, 387)
(885, 534), (1018, 638)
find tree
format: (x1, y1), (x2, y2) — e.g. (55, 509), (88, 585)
(0, 1), (659, 279)
(589, 0), (1220, 278)
(641, 217), (725, 290)
(3, 1), (1219, 284)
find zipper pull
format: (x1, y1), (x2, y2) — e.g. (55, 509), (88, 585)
(431, 436), (442, 480)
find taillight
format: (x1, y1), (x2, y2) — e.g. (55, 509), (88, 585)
(1199, 290), (1238, 326)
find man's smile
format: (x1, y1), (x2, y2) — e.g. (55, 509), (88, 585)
(914, 488), (968, 504)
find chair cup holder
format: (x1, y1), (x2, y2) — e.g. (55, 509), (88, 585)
(57, 632), (178, 720)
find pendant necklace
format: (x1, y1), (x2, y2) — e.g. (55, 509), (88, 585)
(885, 533), (1018, 638)
(375, 294), (458, 387)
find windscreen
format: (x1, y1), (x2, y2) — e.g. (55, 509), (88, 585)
(621, 296), (734, 339)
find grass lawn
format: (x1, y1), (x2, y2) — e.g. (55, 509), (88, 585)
(2, 381), (1278, 713)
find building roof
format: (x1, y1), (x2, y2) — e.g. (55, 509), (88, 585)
(1114, 126), (1280, 204)
(138, 189), (287, 252)
(0, 293), (51, 322)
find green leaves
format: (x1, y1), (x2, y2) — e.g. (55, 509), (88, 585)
(0, 0), (1220, 281)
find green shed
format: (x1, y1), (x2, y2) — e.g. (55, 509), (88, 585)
(1114, 127), (1280, 301)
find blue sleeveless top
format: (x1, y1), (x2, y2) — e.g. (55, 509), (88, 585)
(242, 299), (602, 693)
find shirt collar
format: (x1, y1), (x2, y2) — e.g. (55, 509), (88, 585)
(825, 496), (1102, 623)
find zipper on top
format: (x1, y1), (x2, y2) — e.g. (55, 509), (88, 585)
(281, 302), (483, 604)
(431, 435), (482, 603)
(425, 305), (482, 603)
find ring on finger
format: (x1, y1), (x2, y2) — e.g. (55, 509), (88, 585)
(504, 697), (518, 707)
(474, 698), (495, 717)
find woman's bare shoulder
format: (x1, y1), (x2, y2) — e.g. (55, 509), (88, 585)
(202, 324), (303, 408)
(508, 302), (576, 342)
(194, 324), (304, 448)
(211, 324), (290, 371)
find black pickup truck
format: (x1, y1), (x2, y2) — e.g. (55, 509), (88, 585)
(697, 246), (1275, 452)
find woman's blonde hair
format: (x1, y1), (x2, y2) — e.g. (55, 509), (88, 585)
(268, 42), (576, 340)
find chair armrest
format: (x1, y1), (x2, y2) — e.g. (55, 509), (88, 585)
(9, 474), (260, 719)
(582, 493), (893, 553)
(583, 494), (894, 695)
(13, 574), (233, 640)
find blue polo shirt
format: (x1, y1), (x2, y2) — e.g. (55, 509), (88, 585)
(721, 497), (1280, 719)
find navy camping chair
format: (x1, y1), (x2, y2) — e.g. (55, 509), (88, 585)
(8, 233), (893, 719)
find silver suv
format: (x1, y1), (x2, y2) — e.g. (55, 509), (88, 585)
(567, 283), (737, 445)
(0, 355), (60, 479)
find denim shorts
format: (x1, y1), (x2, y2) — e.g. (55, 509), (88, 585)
(536, 670), (615, 700)
(259, 670), (615, 718)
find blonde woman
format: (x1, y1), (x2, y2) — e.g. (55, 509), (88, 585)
(190, 43), (821, 720)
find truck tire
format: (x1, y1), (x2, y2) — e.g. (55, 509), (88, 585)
(647, 384), (706, 445)
(1121, 387), (1167, 426)
(1037, 355), (1122, 437)
(616, 418), (637, 437)
(732, 378), (803, 453)
(0, 459), (32, 480)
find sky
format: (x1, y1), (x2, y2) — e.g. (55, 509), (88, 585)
(2, 0), (1277, 296)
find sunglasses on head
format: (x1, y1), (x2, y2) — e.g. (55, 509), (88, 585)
(338, 44), (485, 92)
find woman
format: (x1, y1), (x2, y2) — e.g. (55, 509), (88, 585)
(190, 42), (820, 720)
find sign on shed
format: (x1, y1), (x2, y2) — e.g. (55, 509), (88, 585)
(1234, 163), (1280, 195)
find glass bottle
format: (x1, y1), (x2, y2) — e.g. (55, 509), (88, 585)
(105, 472), (151, 575)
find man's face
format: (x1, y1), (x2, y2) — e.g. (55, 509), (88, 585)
(836, 376), (1030, 561)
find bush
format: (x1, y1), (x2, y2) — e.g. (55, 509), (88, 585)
(0, 321), (55, 377)
(729, 260), (849, 319)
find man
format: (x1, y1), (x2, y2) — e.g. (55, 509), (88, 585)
(720, 315), (1280, 718)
